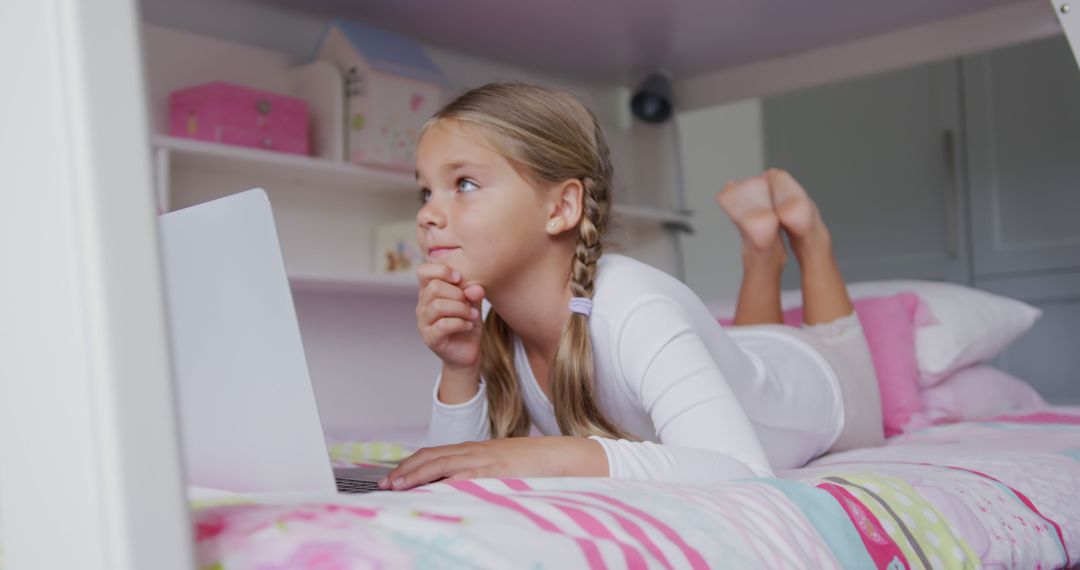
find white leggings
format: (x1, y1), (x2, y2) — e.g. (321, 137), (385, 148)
(725, 312), (884, 470)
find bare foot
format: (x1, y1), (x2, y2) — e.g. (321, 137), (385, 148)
(766, 168), (830, 256)
(716, 175), (786, 253)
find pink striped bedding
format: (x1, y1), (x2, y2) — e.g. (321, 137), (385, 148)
(193, 407), (1080, 568)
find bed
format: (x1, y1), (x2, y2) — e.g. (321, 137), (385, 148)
(191, 407), (1080, 569)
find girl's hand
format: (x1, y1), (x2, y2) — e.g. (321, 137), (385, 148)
(378, 436), (608, 491)
(415, 263), (486, 370)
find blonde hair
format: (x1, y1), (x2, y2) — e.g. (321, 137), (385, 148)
(422, 82), (633, 440)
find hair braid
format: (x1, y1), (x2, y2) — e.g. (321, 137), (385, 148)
(551, 174), (634, 440)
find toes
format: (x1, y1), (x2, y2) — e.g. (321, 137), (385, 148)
(715, 180), (736, 204)
(716, 177), (748, 206)
(766, 169), (824, 240)
(717, 175), (774, 214)
(765, 168), (793, 188)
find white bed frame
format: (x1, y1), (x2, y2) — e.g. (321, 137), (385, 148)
(0, 0), (192, 567)
(1052, 0), (1080, 66)
(1, 0), (1075, 566)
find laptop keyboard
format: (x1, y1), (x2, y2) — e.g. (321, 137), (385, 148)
(335, 477), (383, 494)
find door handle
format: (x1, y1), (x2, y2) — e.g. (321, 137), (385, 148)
(943, 129), (960, 258)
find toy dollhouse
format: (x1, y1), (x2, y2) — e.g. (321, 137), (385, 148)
(312, 17), (446, 172)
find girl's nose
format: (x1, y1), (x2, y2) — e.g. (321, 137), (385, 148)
(417, 199), (446, 228)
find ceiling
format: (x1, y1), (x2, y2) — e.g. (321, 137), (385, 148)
(259, 0), (1028, 84)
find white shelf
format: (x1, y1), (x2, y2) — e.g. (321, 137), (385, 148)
(153, 135), (692, 224)
(152, 135), (417, 194)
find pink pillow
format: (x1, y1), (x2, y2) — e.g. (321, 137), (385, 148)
(719, 292), (928, 438)
(905, 365), (1047, 430)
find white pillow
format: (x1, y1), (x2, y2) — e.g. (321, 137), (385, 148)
(705, 279), (1042, 383)
(918, 364), (1047, 424)
(845, 280), (1041, 382)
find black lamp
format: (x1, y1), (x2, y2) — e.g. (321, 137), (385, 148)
(630, 71), (673, 123)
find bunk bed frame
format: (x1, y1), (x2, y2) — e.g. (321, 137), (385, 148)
(2, 0), (1077, 567)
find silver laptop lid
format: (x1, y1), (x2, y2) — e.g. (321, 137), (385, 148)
(158, 188), (335, 493)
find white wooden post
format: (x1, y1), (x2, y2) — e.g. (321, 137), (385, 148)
(0, 0), (194, 568)
(1051, 0), (1080, 71)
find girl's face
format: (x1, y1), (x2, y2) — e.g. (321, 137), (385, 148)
(415, 119), (551, 289)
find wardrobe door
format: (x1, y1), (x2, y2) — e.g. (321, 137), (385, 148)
(763, 61), (970, 288)
(963, 36), (1080, 405)
(963, 35), (1080, 277)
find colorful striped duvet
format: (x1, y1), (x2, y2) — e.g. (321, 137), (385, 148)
(193, 408), (1080, 569)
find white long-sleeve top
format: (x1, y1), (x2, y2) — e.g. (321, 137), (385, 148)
(424, 253), (843, 484)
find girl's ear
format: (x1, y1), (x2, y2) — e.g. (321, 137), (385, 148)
(546, 178), (584, 235)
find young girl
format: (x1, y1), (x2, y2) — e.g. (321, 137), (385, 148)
(379, 82), (884, 491)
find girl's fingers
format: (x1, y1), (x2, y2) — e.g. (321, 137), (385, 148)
(430, 317), (473, 337)
(423, 298), (477, 326)
(462, 283), (486, 310)
(416, 263), (460, 290)
(381, 445), (469, 488)
(391, 454), (476, 490)
(390, 446), (443, 477)
(419, 278), (467, 306)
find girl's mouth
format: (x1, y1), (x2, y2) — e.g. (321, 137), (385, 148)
(428, 247), (459, 259)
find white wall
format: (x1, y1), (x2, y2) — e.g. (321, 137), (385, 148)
(676, 99), (766, 305)
(292, 291), (438, 438)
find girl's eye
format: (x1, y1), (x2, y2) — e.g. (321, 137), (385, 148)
(457, 178), (479, 192)
(418, 179), (477, 205)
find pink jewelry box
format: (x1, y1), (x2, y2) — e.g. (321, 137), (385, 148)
(169, 81), (310, 156)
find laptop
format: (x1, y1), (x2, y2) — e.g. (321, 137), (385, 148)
(158, 188), (392, 494)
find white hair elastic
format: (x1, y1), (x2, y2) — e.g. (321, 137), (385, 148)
(569, 297), (593, 317)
